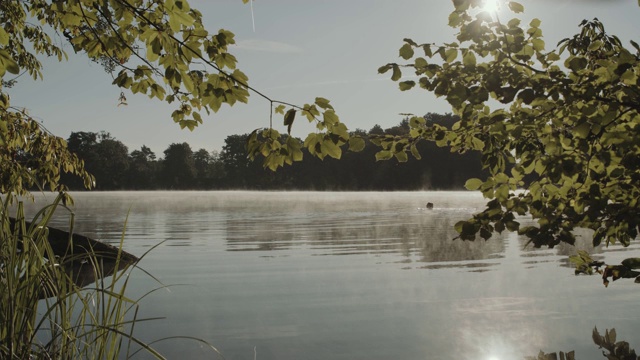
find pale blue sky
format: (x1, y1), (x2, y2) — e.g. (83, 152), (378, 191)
(8, 0), (640, 156)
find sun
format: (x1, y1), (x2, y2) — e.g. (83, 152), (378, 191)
(481, 0), (501, 12)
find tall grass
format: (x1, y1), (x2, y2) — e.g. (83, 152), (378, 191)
(0, 193), (165, 359)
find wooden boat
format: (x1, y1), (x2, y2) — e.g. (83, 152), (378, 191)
(8, 217), (139, 298)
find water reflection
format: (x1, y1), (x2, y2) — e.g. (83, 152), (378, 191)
(22, 191), (627, 272)
(16, 191), (640, 360)
(225, 207), (507, 270)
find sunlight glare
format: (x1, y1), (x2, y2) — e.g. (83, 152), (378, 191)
(481, 0), (501, 13)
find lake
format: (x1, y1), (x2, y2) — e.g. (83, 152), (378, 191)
(20, 191), (640, 359)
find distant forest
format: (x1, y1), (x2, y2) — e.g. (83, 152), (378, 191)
(61, 113), (487, 191)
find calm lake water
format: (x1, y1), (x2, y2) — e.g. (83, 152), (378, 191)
(20, 191), (640, 359)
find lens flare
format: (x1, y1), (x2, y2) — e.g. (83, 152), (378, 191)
(481, 0), (501, 13)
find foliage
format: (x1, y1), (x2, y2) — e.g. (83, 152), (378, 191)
(162, 142), (196, 189)
(0, 107), (93, 197)
(526, 350), (575, 360)
(62, 131), (130, 190)
(379, 0), (640, 248)
(591, 327), (639, 360)
(0, 0), (363, 196)
(128, 145), (159, 189)
(528, 327), (639, 360)
(570, 250), (640, 287)
(246, 98), (365, 171)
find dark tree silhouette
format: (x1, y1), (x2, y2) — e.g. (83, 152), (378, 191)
(162, 143), (196, 189)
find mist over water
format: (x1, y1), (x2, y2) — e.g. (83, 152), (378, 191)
(19, 191), (640, 360)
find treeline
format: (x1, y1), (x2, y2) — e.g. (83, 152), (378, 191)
(62, 113), (487, 191)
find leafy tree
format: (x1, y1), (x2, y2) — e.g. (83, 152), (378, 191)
(220, 134), (261, 188)
(31, 120), (488, 191)
(128, 145), (158, 189)
(131, 145), (156, 162)
(193, 148), (212, 188)
(162, 142), (196, 189)
(65, 131), (129, 190)
(208, 150), (226, 187)
(67, 132), (99, 156)
(63, 131), (100, 189)
(369, 124), (384, 135)
(378, 0), (640, 250)
(92, 135), (130, 189)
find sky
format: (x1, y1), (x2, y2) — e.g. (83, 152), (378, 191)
(8, 0), (640, 156)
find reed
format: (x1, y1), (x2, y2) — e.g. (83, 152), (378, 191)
(0, 193), (165, 359)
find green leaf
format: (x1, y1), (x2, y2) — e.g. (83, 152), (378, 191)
(454, 220), (464, 234)
(471, 137), (484, 150)
(0, 117), (7, 134)
(622, 258), (640, 269)
(0, 28), (8, 46)
(322, 138), (342, 159)
(444, 48), (458, 63)
(0, 50), (19, 75)
(505, 220), (519, 231)
(619, 67), (636, 83)
(399, 81), (416, 91)
(423, 44), (433, 57)
(547, 52), (560, 61)
(348, 136), (365, 152)
(587, 40), (603, 52)
(193, 111), (203, 123)
(391, 64), (402, 81)
(332, 122), (349, 140)
(508, 1), (524, 13)
(463, 51), (476, 66)
(291, 147), (303, 162)
(573, 122), (591, 139)
(531, 39), (545, 52)
(529, 18), (541, 28)
(446, 83), (468, 106)
(448, 12), (462, 27)
(302, 104), (320, 121)
(375, 150), (393, 161)
(465, 178), (483, 190)
(168, 15), (181, 33)
(378, 64), (392, 74)
(403, 38), (418, 46)
(394, 151), (408, 162)
(399, 43), (414, 60)
(315, 97), (333, 110)
(61, 11), (83, 26)
(323, 109), (339, 125)
(283, 109), (296, 134)
(414, 57), (428, 68)
(496, 184), (509, 201)
(410, 144), (421, 160)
